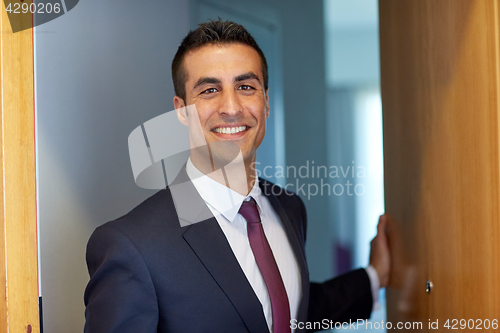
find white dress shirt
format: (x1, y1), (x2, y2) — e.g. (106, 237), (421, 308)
(186, 158), (300, 332)
(185, 158), (379, 332)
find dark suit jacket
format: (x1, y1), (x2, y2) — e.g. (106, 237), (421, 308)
(84, 169), (372, 333)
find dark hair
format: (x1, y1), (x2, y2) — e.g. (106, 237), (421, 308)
(171, 18), (268, 102)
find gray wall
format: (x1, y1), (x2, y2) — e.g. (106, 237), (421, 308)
(36, 1), (190, 331)
(36, 0), (330, 331)
(276, 1), (331, 281)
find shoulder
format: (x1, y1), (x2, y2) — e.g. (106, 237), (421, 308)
(87, 188), (184, 255)
(258, 178), (308, 238)
(259, 178), (306, 214)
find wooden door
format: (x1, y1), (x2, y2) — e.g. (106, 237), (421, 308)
(380, 0), (500, 330)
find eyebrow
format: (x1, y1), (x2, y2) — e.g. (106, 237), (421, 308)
(193, 77), (221, 90)
(235, 72), (261, 83)
(192, 72), (262, 91)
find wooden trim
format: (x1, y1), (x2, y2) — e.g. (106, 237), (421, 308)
(1, 2), (39, 332)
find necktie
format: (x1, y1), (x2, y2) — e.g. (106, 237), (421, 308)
(239, 198), (291, 333)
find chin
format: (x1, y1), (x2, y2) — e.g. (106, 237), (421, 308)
(208, 141), (245, 168)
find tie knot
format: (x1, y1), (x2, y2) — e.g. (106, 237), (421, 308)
(239, 197), (261, 224)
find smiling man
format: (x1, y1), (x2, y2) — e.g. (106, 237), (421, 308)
(84, 19), (390, 333)
(173, 41), (269, 193)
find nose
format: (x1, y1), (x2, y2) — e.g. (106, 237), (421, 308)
(218, 90), (242, 117)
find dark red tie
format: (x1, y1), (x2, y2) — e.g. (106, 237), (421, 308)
(239, 198), (291, 333)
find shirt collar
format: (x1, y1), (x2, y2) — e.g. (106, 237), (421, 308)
(247, 176), (264, 214)
(186, 158), (263, 222)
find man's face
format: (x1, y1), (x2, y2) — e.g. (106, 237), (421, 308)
(174, 43), (269, 170)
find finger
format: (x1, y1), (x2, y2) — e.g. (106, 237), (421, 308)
(377, 214), (387, 235)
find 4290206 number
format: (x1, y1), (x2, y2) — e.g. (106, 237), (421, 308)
(444, 319), (498, 330)
(6, 2), (61, 14)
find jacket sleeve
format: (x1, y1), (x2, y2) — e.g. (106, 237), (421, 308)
(84, 224), (159, 333)
(308, 268), (372, 330)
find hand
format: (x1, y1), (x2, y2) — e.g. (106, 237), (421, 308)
(369, 214), (391, 288)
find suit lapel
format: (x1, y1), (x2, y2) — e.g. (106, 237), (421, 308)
(172, 167), (268, 333)
(183, 220), (269, 333)
(259, 179), (310, 323)
(168, 166), (214, 227)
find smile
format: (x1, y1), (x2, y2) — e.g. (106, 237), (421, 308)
(212, 126), (248, 134)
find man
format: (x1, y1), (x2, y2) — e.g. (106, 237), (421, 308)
(84, 19), (390, 333)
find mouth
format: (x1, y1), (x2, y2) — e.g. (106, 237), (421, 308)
(212, 125), (249, 135)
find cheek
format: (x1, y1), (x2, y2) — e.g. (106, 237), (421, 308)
(255, 117), (267, 142)
(256, 108), (268, 127)
(193, 107), (216, 128)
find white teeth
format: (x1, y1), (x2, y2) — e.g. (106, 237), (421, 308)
(214, 126), (247, 134)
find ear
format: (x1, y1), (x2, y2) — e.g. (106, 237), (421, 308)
(265, 88), (270, 119)
(174, 96), (188, 126)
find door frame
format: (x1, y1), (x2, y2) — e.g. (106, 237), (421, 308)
(0, 2), (39, 332)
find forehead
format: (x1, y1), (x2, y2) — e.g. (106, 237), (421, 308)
(183, 43), (263, 83)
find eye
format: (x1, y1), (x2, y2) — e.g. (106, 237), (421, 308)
(238, 85), (255, 91)
(200, 87), (218, 95)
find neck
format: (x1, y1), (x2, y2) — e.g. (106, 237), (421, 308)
(244, 157), (258, 195)
(190, 153), (257, 196)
